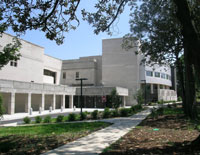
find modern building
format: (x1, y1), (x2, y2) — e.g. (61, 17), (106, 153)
(0, 33), (177, 115)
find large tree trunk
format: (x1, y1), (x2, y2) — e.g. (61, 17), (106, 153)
(176, 57), (186, 114)
(173, 0), (200, 76)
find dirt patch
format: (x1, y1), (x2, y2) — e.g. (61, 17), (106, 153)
(101, 110), (200, 155)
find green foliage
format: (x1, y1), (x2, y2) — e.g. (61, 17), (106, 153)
(0, 94), (5, 119)
(91, 110), (99, 120)
(134, 89), (144, 105)
(68, 113), (76, 121)
(23, 117), (31, 124)
(111, 109), (119, 117)
(80, 112), (87, 120)
(35, 116), (42, 123)
(178, 96), (182, 101)
(109, 88), (122, 109)
(120, 108), (130, 117)
(56, 115), (64, 123)
(158, 100), (164, 104)
(103, 108), (111, 118)
(43, 116), (51, 123)
(157, 107), (164, 116)
(150, 108), (158, 119)
(131, 104), (143, 113)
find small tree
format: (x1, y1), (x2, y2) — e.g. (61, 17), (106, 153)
(109, 88), (122, 109)
(0, 94), (5, 120)
(134, 89), (144, 105)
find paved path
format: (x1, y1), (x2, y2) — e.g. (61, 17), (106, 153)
(43, 109), (151, 155)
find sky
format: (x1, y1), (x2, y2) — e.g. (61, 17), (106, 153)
(6, 1), (131, 60)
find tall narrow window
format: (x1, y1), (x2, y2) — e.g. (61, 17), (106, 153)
(76, 72), (79, 78)
(63, 72), (66, 79)
(155, 72), (160, 77)
(161, 73), (166, 79)
(10, 60), (17, 67)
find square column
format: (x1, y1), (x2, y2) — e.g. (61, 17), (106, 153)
(52, 94), (56, 110)
(41, 93), (45, 111)
(123, 96), (126, 107)
(62, 94), (65, 109)
(8, 92), (15, 114)
(69, 95), (74, 109)
(151, 84), (154, 94)
(25, 93), (31, 113)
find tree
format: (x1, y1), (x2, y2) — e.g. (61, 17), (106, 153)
(134, 89), (144, 105)
(109, 88), (122, 109)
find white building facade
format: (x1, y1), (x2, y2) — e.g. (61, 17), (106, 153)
(0, 33), (177, 115)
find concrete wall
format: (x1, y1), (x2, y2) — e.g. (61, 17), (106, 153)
(102, 38), (140, 105)
(61, 57), (99, 86)
(0, 33), (44, 83)
(43, 54), (62, 84)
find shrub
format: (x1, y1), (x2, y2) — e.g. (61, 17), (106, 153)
(158, 100), (164, 104)
(23, 116), (31, 124)
(35, 116), (42, 123)
(120, 108), (130, 117)
(178, 96), (182, 101)
(111, 109), (119, 117)
(56, 115), (64, 122)
(91, 110), (98, 119)
(103, 108), (111, 118)
(110, 89), (122, 109)
(68, 113), (76, 121)
(43, 115), (51, 123)
(134, 89), (144, 105)
(80, 112), (87, 120)
(131, 104), (142, 113)
(151, 108), (158, 119)
(157, 107), (164, 115)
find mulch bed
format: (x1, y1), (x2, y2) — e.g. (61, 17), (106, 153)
(101, 112), (200, 155)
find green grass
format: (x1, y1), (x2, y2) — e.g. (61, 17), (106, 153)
(0, 122), (109, 136)
(0, 122), (110, 154)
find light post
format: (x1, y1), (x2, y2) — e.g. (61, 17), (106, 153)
(141, 80), (147, 105)
(76, 78), (88, 114)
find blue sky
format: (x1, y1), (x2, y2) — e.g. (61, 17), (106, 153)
(7, 1), (131, 60)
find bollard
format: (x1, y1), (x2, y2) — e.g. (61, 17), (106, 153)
(39, 107), (42, 114)
(49, 106), (52, 112)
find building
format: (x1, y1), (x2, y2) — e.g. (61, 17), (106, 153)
(0, 33), (177, 115)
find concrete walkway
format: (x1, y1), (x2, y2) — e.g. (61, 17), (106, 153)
(43, 109), (151, 155)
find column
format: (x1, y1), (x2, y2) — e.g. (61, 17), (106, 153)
(52, 94), (56, 110)
(41, 93), (45, 111)
(150, 84), (154, 94)
(8, 92), (15, 114)
(69, 95), (74, 109)
(123, 96), (126, 107)
(62, 94), (65, 109)
(25, 93), (31, 113)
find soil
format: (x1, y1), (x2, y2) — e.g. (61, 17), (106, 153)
(101, 111), (200, 155)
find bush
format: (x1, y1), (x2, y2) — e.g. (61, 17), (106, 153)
(131, 104), (142, 113)
(23, 116), (31, 124)
(151, 108), (158, 119)
(103, 108), (111, 118)
(157, 107), (164, 115)
(158, 100), (164, 104)
(111, 109), (119, 117)
(56, 115), (64, 122)
(68, 113), (76, 121)
(178, 96), (182, 101)
(80, 112), (87, 120)
(91, 110), (98, 119)
(43, 115), (51, 123)
(35, 116), (42, 123)
(134, 89), (144, 105)
(120, 108), (130, 117)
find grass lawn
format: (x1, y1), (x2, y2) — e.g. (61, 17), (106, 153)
(101, 105), (200, 155)
(0, 122), (110, 155)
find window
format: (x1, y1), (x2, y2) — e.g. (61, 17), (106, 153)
(155, 72), (160, 77)
(63, 72), (66, 79)
(76, 72), (79, 78)
(146, 71), (153, 77)
(166, 74), (169, 80)
(161, 73), (165, 79)
(10, 60), (17, 67)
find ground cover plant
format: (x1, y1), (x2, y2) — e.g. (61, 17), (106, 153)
(101, 105), (200, 155)
(0, 122), (110, 154)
